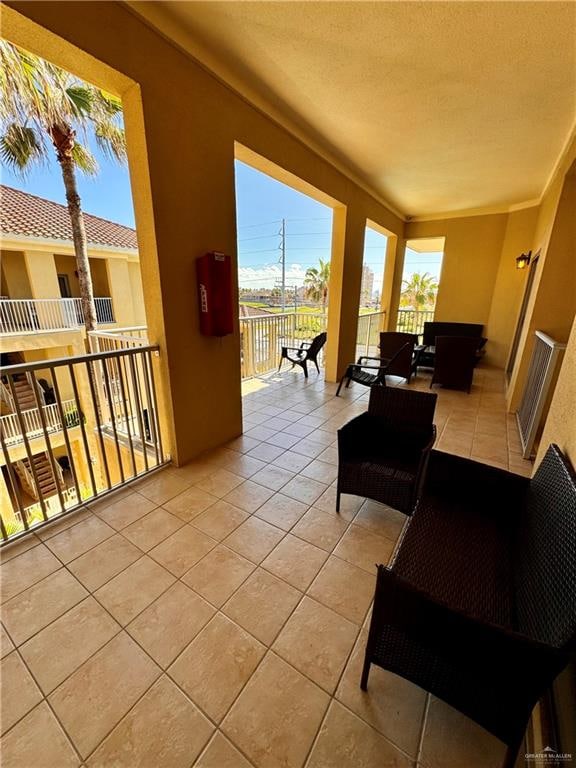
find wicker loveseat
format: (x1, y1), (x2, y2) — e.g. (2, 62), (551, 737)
(418, 321), (487, 368)
(362, 445), (576, 767)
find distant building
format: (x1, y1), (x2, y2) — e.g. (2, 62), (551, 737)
(360, 265), (374, 306)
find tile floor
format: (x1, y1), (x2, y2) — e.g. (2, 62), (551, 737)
(0, 365), (532, 767)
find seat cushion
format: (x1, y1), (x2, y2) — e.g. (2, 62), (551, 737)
(392, 497), (514, 628)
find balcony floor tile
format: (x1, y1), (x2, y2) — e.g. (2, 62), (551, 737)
(0, 366), (517, 767)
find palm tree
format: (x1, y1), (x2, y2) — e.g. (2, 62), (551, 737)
(400, 272), (438, 309)
(0, 41), (126, 333)
(304, 258), (330, 311)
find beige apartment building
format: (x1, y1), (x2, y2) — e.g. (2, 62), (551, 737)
(0, 184), (147, 532)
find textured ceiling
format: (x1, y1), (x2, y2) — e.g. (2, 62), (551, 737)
(130, 1), (576, 219)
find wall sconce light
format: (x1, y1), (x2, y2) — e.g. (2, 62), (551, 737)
(516, 251), (532, 270)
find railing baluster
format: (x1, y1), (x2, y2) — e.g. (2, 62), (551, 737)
(68, 363), (98, 498)
(86, 359), (112, 490)
(101, 355), (125, 484)
(5, 374), (49, 521)
(51, 368), (82, 506)
(128, 352), (149, 472)
(146, 349), (164, 463)
(142, 350), (160, 466)
(116, 352), (138, 475)
(29, 371), (66, 516)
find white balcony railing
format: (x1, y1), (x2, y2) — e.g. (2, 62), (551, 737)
(88, 326), (148, 353)
(0, 399), (79, 446)
(396, 308), (435, 336)
(239, 310), (385, 379)
(0, 297), (115, 334)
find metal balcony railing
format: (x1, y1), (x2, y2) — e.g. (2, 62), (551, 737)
(396, 308), (435, 336)
(0, 297), (115, 334)
(0, 345), (168, 543)
(239, 310), (385, 378)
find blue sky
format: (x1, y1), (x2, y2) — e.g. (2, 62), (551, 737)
(2, 140), (136, 228)
(2, 148), (441, 293)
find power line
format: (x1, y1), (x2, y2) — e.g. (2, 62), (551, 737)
(238, 234), (282, 243)
(237, 219), (282, 230)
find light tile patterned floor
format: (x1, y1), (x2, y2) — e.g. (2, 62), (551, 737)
(0, 365), (530, 767)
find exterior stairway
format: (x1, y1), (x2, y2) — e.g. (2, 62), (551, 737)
(2, 353), (39, 412)
(12, 374), (38, 412)
(14, 453), (63, 500)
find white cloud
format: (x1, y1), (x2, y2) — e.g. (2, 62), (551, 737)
(238, 263), (308, 288)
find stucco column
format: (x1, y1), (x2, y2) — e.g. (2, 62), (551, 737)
(106, 259), (136, 326)
(23, 251), (60, 298)
(386, 239), (407, 334)
(325, 207), (366, 382)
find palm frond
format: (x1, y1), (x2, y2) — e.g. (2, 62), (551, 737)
(71, 142), (98, 175)
(0, 123), (45, 174)
(97, 90), (123, 116)
(1, 40), (127, 170)
(66, 85), (94, 117)
(94, 120), (126, 163)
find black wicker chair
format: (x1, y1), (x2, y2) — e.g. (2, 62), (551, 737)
(336, 386), (437, 514)
(362, 445), (576, 768)
(379, 331), (419, 383)
(335, 342), (412, 396)
(430, 335), (479, 392)
(278, 332), (326, 378)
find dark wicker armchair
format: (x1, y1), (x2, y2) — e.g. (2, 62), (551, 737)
(336, 386), (437, 514)
(379, 331), (418, 383)
(335, 342), (412, 396)
(278, 331), (326, 378)
(362, 445), (576, 768)
(430, 335), (479, 392)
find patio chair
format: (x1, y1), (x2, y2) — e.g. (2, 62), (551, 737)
(278, 331), (326, 378)
(379, 331), (419, 383)
(430, 335), (479, 392)
(336, 385), (437, 514)
(335, 341), (411, 396)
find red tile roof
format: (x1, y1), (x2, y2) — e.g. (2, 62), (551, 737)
(0, 185), (138, 251)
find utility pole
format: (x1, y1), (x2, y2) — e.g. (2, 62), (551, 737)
(279, 218), (286, 312)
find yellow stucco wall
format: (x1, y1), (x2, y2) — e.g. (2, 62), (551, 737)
(484, 207), (538, 368)
(405, 213), (508, 330)
(53, 253), (80, 296)
(3, 1), (405, 463)
(5, 248), (143, 328)
(54, 253), (111, 299)
(89, 258), (110, 297)
(24, 251), (61, 298)
(507, 147), (576, 410)
(106, 258), (135, 326)
(128, 262), (146, 325)
(1, 250), (31, 297)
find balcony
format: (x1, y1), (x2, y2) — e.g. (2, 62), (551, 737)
(0, 297), (115, 335)
(0, 399), (79, 446)
(0, 345), (168, 541)
(0, 365), (532, 768)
